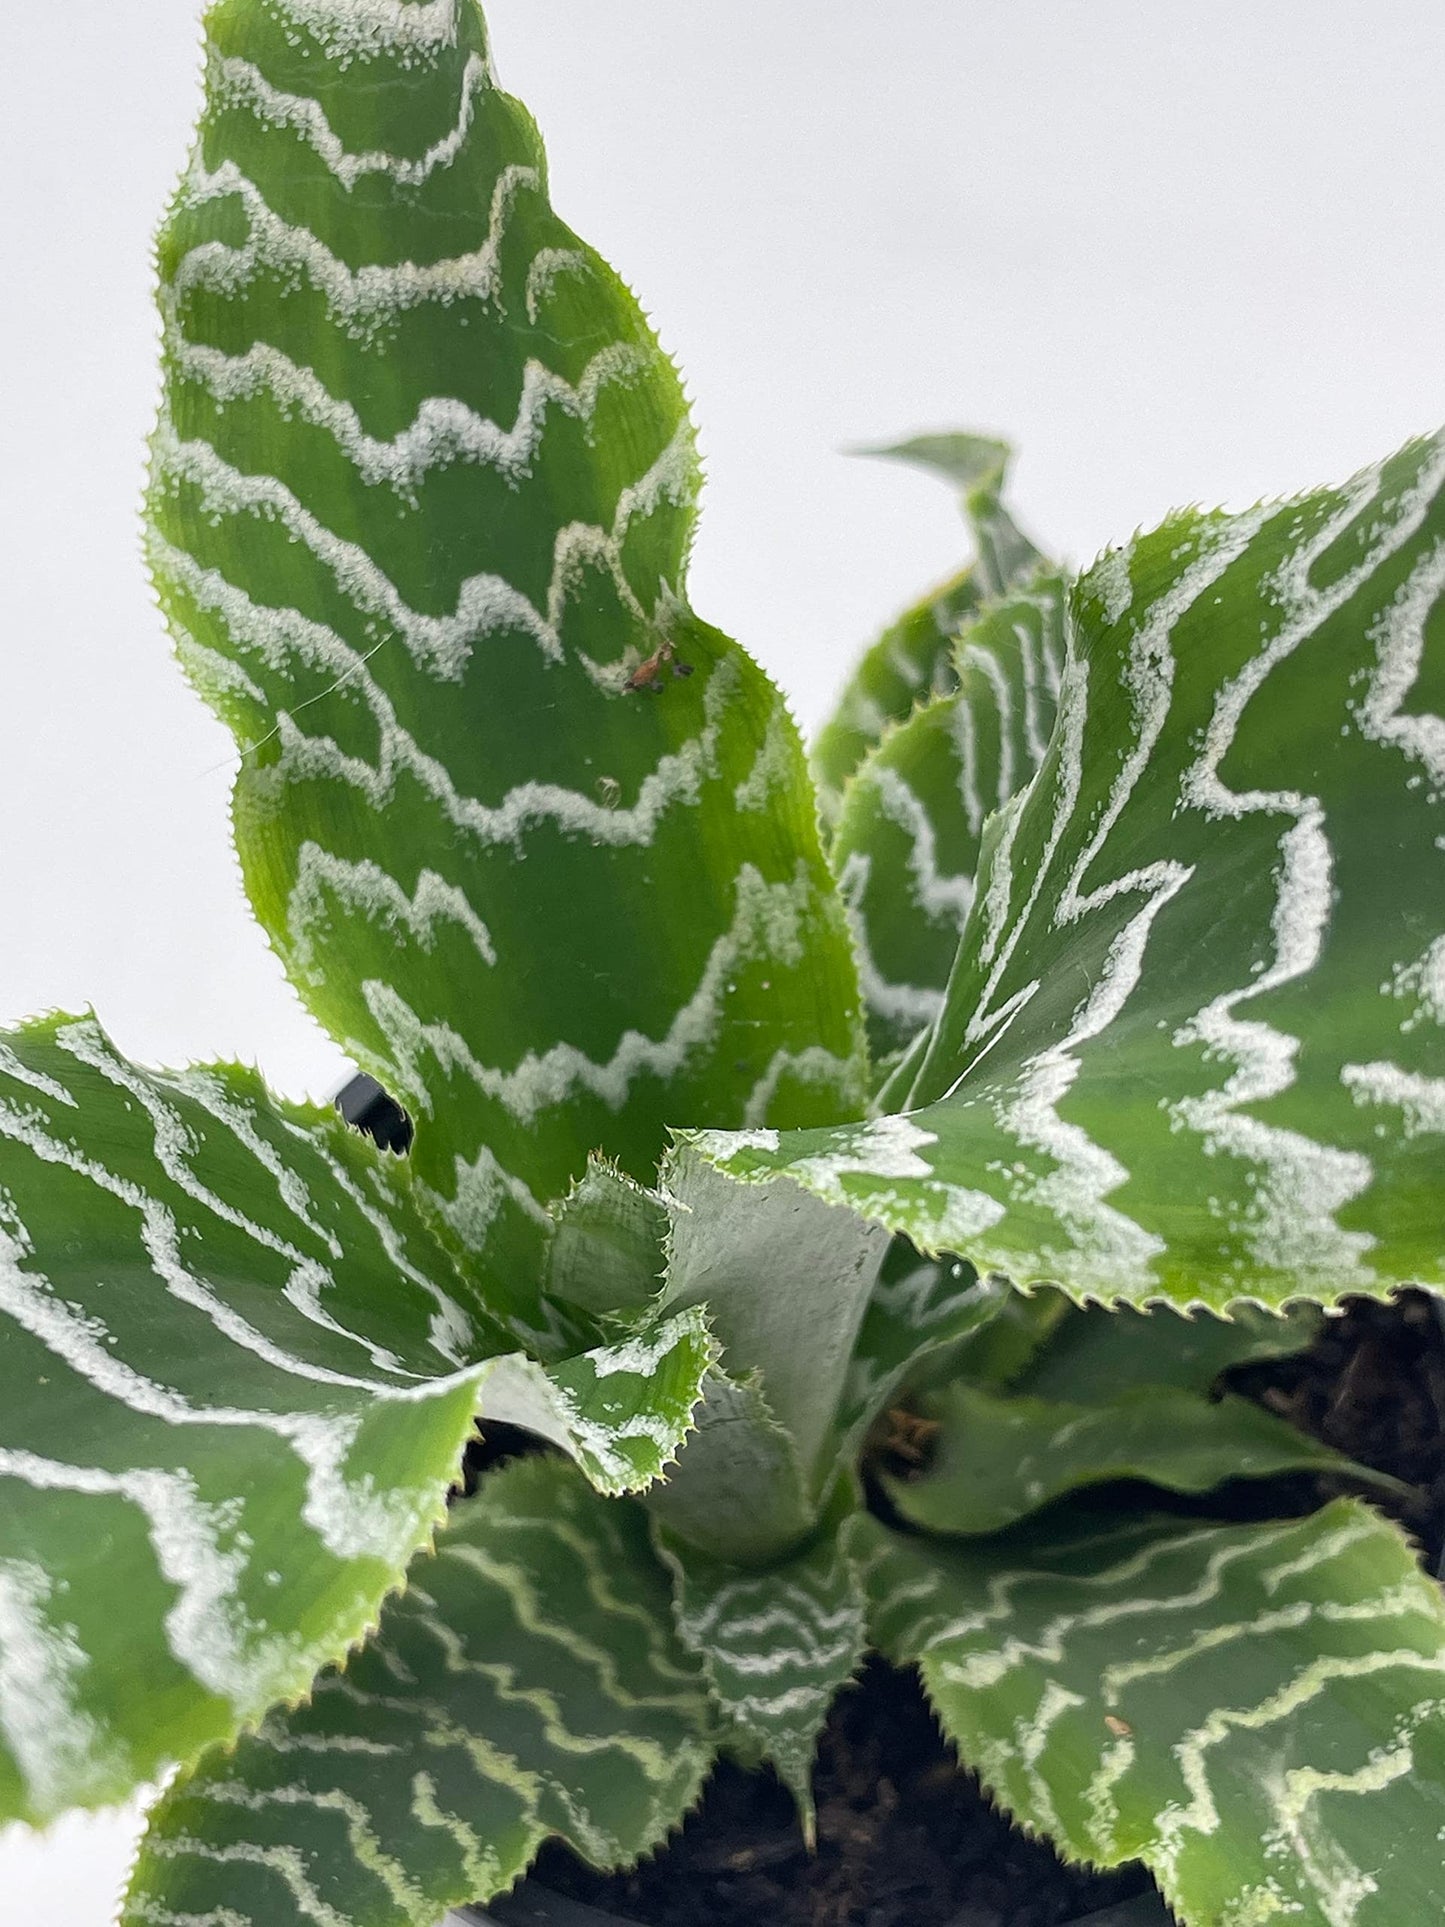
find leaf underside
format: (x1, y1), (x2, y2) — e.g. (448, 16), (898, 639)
(857, 1498), (1445, 1927)
(125, 1457), (717, 1927)
(151, 0), (867, 1345)
(698, 435), (1445, 1311)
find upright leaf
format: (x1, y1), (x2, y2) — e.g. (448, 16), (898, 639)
(812, 434), (1045, 823)
(126, 1458), (717, 1927)
(857, 1499), (1445, 1927)
(834, 577), (1065, 1060)
(150, 0), (866, 1320)
(696, 435), (1445, 1311)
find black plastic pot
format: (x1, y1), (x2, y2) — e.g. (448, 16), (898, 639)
(336, 1071), (413, 1152)
(455, 1883), (1173, 1926)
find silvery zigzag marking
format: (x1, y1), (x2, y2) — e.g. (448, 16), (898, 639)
(0, 1098), (423, 1400)
(287, 846), (498, 981)
(155, 539), (738, 850)
(1357, 534), (1445, 786)
(140, 1835), (351, 1925)
(468, 1546), (694, 1684)
(0, 1448), (356, 1733)
(1097, 1603), (1315, 1704)
(53, 1019), (448, 1375)
(866, 765), (976, 923)
(1156, 1648), (1445, 1897)
(1170, 450), (1445, 1277)
(837, 850), (946, 1029)
(266, 1106), (477, 1365)
(154, 418), (695, 682)
(742, 1042), (868, 1129)
(167, 329), (654, 497)
(405, 1580), (685, 1768)
(359, 862), (849, 1130)
(212, 49), (494, 190)
(269, 0), (463, 64)
(733, 700), (796, 812)
(0, 1560), (126, 1814)
(921, 1519), (1264, 1661)
(186, 1780), (427, 1913)
(895, 461), (1442, 1289)
(167, 1065), (336, 1249)
(961, 646), (1018, 804)
(172, 158), (540, 338)
(949, 692), (986, 835)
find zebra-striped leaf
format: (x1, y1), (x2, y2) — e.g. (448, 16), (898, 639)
(151, 0), (867, 1325)
(124, 1457), (717, 1927)
(0, 1013), (711, 1827)
(834, 576), (1065, 1061)
(694, 434), (1445, 1311)
(653, 1481), (867, 1841)
(885, 1381), (1395, 1538)
(856, 1498), (1445, 1927)
(812, 436), (1045, 826)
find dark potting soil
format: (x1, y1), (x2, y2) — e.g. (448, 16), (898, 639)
(475, 1291), (1445, 1927)
(515, 1656), (1153, 1927)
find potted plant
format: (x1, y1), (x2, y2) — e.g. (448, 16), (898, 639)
(1, 3), (1442, 1923)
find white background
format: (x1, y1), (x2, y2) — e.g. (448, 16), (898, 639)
(2, 2), (1443, 1917)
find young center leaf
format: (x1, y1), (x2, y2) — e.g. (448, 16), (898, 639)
(833, 575), (1065, 1063)
(124, 1457), (718, 1927)
(856, 1498), (1445, 1927)
(812, 435), (1045, 825)
(149, 0), (867, 1315)
(694, 434), (1445, 1312)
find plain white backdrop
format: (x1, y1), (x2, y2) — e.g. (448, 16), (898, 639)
(1, 2), (1443, 1916)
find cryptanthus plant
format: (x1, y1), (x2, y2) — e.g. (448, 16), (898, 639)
(0, 3), (1441, 1924)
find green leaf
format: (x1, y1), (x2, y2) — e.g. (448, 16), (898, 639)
(831, 1240), (1014, 1467)
(653, 1481), (867, 1842)
(696, 434), (1445, 1310)
(833, 577), (1065, 1061)
(0, 1013), (485, 1825)
(885, 1381), (1396, 1537)
(0, 1013), (711, 1826)
(642, 1371), (818, 1569)
(659, 1149), (890, 1499)
(150, 0), (867, 1312)
(862, 434), (1046, 595)
(812, 436), (1045, 824)
(857, 1498), (1445, 1927)
(476, 1304), (716, 1498)
(124, 1457), (716, 1926)
(544, 1155), (669, 1320)
(1013, 1297), (1322, 1403)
